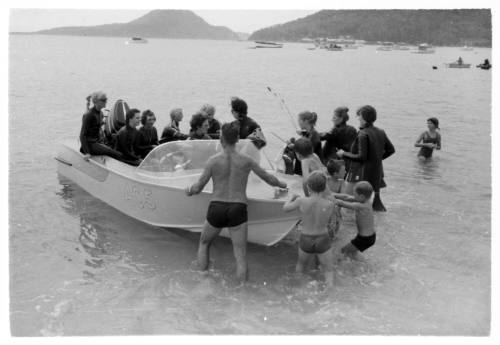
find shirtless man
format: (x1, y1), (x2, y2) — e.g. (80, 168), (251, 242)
(185, 122), (287, 283)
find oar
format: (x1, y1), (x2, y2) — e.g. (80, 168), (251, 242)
(266, 86), (298, 131)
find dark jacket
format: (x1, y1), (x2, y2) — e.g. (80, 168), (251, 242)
(232, 116), (266, 148)
(160, 121), (189, 143)
(343, 124), (395, 192)
(115, 126), (140, 161)
(79, 107), (104, 154)
(135, 126), (159, 158)
(321, 124), (358, 162)
(207, 118), (221, 139)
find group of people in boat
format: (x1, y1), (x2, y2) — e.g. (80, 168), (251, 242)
(79, 91), (442, 286)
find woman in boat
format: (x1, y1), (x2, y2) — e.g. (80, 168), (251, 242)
(415, 117), (441, 160)
(337, 105), (395, 211)
(321, 106), (358, 171)
(188, 112), (211, 140)
(230, 97), (266, 149)
(160, 108), (189, 143)
(135, 109), (159, 159)
(200, 104), (221, 139)
(283, 111), (323, 175)
(79, 91), (123, 161)
(115, 108), (142, 166)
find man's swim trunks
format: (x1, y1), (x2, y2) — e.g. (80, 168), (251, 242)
(206, 201), (248, 228)
(351, 233), (376, 252)
(299, 233), (332, 254)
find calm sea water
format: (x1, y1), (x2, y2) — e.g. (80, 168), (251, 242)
(9, 35), (491, 335)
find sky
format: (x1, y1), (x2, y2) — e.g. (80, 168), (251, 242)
(9, 9), (318, 34)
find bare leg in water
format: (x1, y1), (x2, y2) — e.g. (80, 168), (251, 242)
(197, 221), (222, 271)
(228, 223), (248, 283)
(372, 191), (386, 212)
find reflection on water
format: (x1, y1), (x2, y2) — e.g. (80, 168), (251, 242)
(413, 156), (442, 180)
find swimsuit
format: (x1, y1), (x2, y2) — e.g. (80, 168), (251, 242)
(299, 233), (332, 254)
(351, 233), (376, 252)
(418, 132), (439, 158)
(206, 201), (248, 228)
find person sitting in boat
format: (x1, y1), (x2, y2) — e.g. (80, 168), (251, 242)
(159, 108), (189, 144)
(320, 106), (358, 174)
(115, 108), (142, 166)
(135, 109), (159, 159)
(282, 111), (323, 175)
(230, 97), (267, 149)
(79, 91), (123, 162)
(188, 112), (212, 140)
(200, 104), (221, 139)
(478, 59), (491, 69)
(415, 117), (441, 161)
(457, 57), (463, 65)
(185, 122), (287, 283)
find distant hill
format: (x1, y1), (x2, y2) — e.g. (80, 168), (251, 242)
(17, 10), (239, 40)
(248, 9), (491, 46)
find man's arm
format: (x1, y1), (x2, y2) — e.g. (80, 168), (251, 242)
(249, 160), (286, 188)
(283, 194), (302, 212)
(185, 161), (213, 196)
(436, 132), (441, 150)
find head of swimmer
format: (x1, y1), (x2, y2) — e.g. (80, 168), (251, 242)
(230, 97), (247, 121)
(306, 171), (327, 195)
(298, 111), (317, 132)
(353, 181), (374, 203)
(293, 137), (313, 161)
(356, 105), (377, 127)
(126, 109), (141, 129)
(141, 110), (156, 128)
(90, 91), (107, 111)
(220, 122), (240, 148)
(427, 117), (439, 131)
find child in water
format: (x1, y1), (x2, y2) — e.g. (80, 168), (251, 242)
(293, 138), (325, 196)
(325, 159), (345, 194)
(332, 181), (376, 259)
(283, 171), (335, 287)
(415, 117), (441, 160)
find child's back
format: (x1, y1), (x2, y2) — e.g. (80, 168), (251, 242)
(300, 196), (335, 236)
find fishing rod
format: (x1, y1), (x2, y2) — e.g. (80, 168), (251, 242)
(266, 86), (298, 131)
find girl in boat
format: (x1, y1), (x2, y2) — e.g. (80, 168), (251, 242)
(135, 109), (159, 159)
(415, 117), (441, 160)
(188, 112), (212, 140)
(160, 108), (189, 143)
(115, 108), (142, 166)
(283, 111), (323, 175)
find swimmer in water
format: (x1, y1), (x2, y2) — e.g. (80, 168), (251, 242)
(283, 171), (336, 288)
(331, 181), (376, 259)
(415, 117), (441, 161)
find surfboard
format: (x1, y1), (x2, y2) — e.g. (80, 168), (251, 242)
(105, 99), (129, 136)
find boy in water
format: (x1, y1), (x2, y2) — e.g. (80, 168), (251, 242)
(293, 138), (325, 196)
(283, 171), (335, 288)
(332, 181), (376, 258)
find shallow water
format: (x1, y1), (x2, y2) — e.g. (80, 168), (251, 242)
(9, 35), (490, 335)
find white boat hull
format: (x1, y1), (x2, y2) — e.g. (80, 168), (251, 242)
(56, 142), (301, 246)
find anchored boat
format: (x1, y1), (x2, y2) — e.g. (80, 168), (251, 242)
(126, 37), (148, 44)
(56, 139), (302, 246)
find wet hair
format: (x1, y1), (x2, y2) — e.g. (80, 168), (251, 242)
(357, 105), (377, 124)
(221, 122), (240, 145)
(298, 111), (318, 126)
(427, 117), (439, 129)
(354, 181), (374, 199)
(293, 138), (313, 157)
(231, 97), (248, 116)
(326, 159), (341, 175)
(125, 108), (140, 128)
(170, 108), (183, 121)
(200, 104), (215, 116)
(141, 109), (155, 125)
(307, 171), (327, 193)
(334, 106), (349, 124)
(190, 112), (208, 132)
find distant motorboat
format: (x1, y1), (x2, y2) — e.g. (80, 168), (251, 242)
(342, 44), (358, 49)
(376, 42), (394, 51)
(393, 45), (410, 50)
(412, 43), (435, 54)
(253, 41), (283, 48)
(326, 43), (343, 51)
(461, 45), (474, 51)
(126, 37), (148, 44)
(446, 59), (471, 68)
